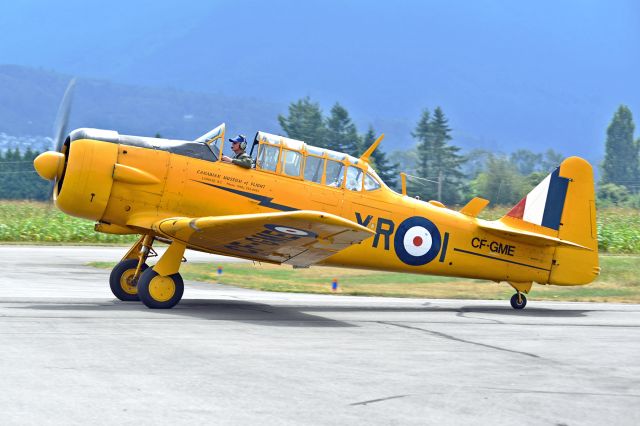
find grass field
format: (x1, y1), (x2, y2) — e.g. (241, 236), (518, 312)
(91, 255), (640, 303)
(0, 201), (137, 244)
(1, 201), (639, 253)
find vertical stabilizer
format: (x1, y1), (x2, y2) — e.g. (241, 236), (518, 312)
(501, 157), (599, 285)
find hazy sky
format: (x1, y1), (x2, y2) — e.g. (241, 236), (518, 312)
(1, 0), (638, 161)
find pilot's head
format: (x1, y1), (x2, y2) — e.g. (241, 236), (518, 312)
(229, 134), (247, 154)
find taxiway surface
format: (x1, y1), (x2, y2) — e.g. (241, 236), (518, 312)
(0, 246), (638, 425)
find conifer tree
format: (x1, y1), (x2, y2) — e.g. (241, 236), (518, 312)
(410, 109), (434, 198)
(411, 107), (465, 204)
(601, 105), (638, 191)
(325, 103), (360, 155)
(0, 148), (50, 200)
(278, 97), (327, 147)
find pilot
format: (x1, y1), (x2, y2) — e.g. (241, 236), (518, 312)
(222, 135), (252, 169)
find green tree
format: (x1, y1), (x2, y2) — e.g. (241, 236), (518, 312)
(278, 97), (327, 147)
(410, 109), (434, 198)
(0, 148), (50, 200)
(411, 107), (465, 204)
(470, 155), (528, 205)
(601, 105), (638, 191)
(509, 149), (542, 175)
(361, 126), (399, 188)
(597, 183), (630, 206)
(540, 149), (564, 172)
(325, 103), (360, 155)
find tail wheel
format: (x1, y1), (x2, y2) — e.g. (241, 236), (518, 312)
(510, 293), (527, 310)
(109, 259), (148, 301)
(137, 268), (184, 309)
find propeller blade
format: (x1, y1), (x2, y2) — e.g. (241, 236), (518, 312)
(52, 78), (77, 152)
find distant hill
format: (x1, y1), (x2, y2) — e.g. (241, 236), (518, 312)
(2, 1), (637, 163)
(0, 65), (420, 153)
(0, 65), (284, 141)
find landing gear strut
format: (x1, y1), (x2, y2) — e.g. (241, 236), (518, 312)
(109, 235), (155, 301)
(510, 292), (527, 309)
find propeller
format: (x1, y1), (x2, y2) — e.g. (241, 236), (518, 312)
(52, 78), (77, 152)
(33, 78), (77, 199)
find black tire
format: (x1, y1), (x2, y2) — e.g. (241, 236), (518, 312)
(137, 268), (184, 309)
(109, 259), (148, 301)
(510, 293), (527, 309)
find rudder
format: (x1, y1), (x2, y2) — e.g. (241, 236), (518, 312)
(502, 157), (599, 285)
(548, 157), (599, 285)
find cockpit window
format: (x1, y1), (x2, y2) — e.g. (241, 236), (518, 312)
(325, 160), (344, 187)
(345, 166), (363, 191)
(257, 144), (280, 172)
(195, 123), (226, 161)
(304, 155), (324, 183)
(364, 173), (381, 191)
(281, 149), (302, 177)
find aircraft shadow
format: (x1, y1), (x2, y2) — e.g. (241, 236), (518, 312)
(13, 299), (591, 326)
(279, 305), (591, 318)
(13, 298), (355, 328)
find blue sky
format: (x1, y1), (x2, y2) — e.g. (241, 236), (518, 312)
(1, 0), (638, 161)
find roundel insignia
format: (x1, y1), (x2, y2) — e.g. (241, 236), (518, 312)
(394, 216), (441, 266)
(264, 224), (317, 238)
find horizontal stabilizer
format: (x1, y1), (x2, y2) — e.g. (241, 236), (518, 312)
(478, 219), (590, 250)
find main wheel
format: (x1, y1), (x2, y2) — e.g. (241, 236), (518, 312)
(137, 268), (184, 309)
(109, 259), (148, 301)
(510, 293), (527, 309)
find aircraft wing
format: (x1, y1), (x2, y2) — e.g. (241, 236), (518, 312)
(151, 210), (375, 267)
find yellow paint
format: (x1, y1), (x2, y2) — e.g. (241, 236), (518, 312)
(121, 235), (146, 261)
(459, 197), (489, 217)
(359, 133), (384, 163)
(549, 157), (600, 285)
(94, 223), (137, 234)
(113, 163), (161, 185)
(35, 127), (600, 294)
(508, 281), (533, 294)
(33, 151), (65, 181)
(152, 241), (186, 276)
(55, 139), (118, 221)
(148, 275), (176, 302)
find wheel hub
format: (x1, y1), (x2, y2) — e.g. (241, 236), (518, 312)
(120, 269), (139, 295)
(148, 275), (176, 302)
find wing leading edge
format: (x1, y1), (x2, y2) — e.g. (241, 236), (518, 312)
(151, 210), (375, 267)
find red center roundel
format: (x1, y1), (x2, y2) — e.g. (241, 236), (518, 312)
(403, 226), (432, 257)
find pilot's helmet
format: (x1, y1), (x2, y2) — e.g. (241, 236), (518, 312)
(229, 134), (247, 150)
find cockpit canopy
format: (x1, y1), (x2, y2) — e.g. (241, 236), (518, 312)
(251, 131), (384, 192)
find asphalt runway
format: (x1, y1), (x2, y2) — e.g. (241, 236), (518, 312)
(0, 246), (639, 425)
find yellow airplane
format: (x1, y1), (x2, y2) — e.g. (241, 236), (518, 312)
(33, 113), (599, 310)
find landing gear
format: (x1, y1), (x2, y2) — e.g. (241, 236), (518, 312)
(109, 259), (148, 301)
(138, 239), (187, 309)
(137, 269), (184, 309)
(510, 292), (527, 309)
(110, 234), (155, 301)
(113, 236), (187, 309)
(507, 281), (531, 310)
